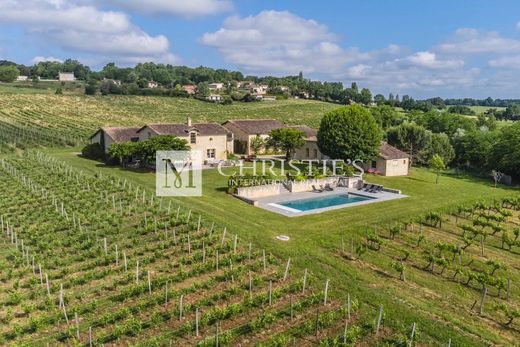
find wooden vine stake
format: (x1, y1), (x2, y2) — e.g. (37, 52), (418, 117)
(115, 245), (119, 266)
(221, 227), (227, 246)
(268, 280), (273, 305)
(248, 242), (252, 260)
(89, 326), (93, 347)
(233, 234), (238, 254)
(136, 261), (140, 284)
(249, 271), (253, 298)
(283, 258), (291, 281)
(215, 250), (219, 271)
(409, 322), (416, 347)
(375, 304), (383, 334)
(479, 285), (487, 315)
(123, 251), (128, 271)
(302, 269), (308, 294)
(195, 307), (200, 337)
(148, 271), (152, 294)
(45, 273), (50, 295)
(262, 250), (267, 272)
(164, 282), (169, 308)
(179, 295), (184, 320)
(347, 293), (351, 320)
(323, 279), (330, 305)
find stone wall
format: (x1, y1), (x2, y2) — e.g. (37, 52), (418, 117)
(235, 184), (282, 199)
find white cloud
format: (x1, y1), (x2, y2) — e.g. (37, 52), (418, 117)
(104, 0), (233, 17)
(438, 28), (520, 54)
(403, 51), (464, 69)
(31, 56), (63, 64)
(201, 10), (363, 76)
(0, 0), (179, 64)
(489, 55), (520, 69)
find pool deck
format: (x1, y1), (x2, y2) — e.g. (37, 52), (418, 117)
(255, 187), (407, 217)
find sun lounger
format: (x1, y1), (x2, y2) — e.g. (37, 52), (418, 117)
(312, 185), (323, 193)
(369, 185), (383, 193)
(358, 183), (368, 190)
(364, 184), (374, 191)
(324, 183), (334, 191)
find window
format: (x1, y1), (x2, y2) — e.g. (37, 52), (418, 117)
(371, 160), (377, 168)
(403, 159), (406, 164)
(190, 132), (197, 144)
(313, 149), (318, 158)
(207, 148), (216, 159)
(305, 148), (310, 157)
(147, 131), (152, 139)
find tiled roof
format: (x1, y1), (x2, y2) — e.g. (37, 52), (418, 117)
(379, 142), (410, 160)
(139, 123), (229, 137)
(287, 125), (317, 141)
(222, 119), (285, 135)
(90, 127), (140, 142)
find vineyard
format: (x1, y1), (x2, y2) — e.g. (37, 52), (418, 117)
(0, 151), (419, 346)
(0, 93), (339, 153)
(336, 199), (520, 345)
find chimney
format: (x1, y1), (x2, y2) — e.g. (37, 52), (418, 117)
(187, 117), (192, 126)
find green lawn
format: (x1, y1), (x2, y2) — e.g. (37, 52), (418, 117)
(48, 147), (520, 346)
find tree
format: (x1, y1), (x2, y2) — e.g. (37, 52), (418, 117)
(196, 82), (210, 97)
(250, 135), (265, 155)
(108, 142), (139, 165)
(418, 132), (455, 165)
(85, 79), (98, 95)
(491, 122), (520, 177)
(317, 105), (382, 162)
(386, 122), (431, 164)
(359, 88), (372, 105)
(267, 128), (305, 160)
(0, 65), (19, 82)
(429, 154), (446, 184)
(136, 136), (189, 163)
(374, 94), (385, 105)
(370, 105), (400, 130)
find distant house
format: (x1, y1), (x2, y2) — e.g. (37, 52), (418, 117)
(103, 78), (121, 86)
(366, 142), (410, 176)
(16, 75), (29, 81)
(59, 72), (75, 82)
(208, 82), (224, 90)
(280, 86), (290, 92)
(292, 126), (327, 161)
(137, 118), (232, 162)
(237, 81), (254, 89)
(182, 84), (197, 94)
(222, 119), (285, 155)
(207, 94), (223, 102)
(252, 84), (269, 95)
(148, 81), (159, 88)
(89, 127), (140, 154)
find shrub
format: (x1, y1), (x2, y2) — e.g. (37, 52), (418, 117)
(81, 143), (105, 160)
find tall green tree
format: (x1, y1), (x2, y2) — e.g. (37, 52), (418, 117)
(387, 122), (431, 164)
(491, 122), (520, 177)
(137, 136), (189, 163)
(267, 128), (305, 160)
(429, 154), (446, 184)
(359, 88), (372, 105)
(0, 65), (19, 82)
(250, 135), (265, 155)
(317, 105), (382, 162)
(419, 132), (455, 165)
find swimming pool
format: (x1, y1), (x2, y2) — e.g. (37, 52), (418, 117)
(277, 193), (374, 212)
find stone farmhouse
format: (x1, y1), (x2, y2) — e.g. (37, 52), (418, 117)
(221, 119), (284, 155)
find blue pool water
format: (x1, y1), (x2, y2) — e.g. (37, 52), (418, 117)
(279, 193), (374, 212)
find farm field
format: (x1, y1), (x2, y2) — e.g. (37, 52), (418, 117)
(0, 93), (340, 146)
(0, 92), (519, 346)
(40, 147), (520, 346)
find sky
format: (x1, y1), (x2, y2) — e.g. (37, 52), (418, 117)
(2, 0), (520, 98)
